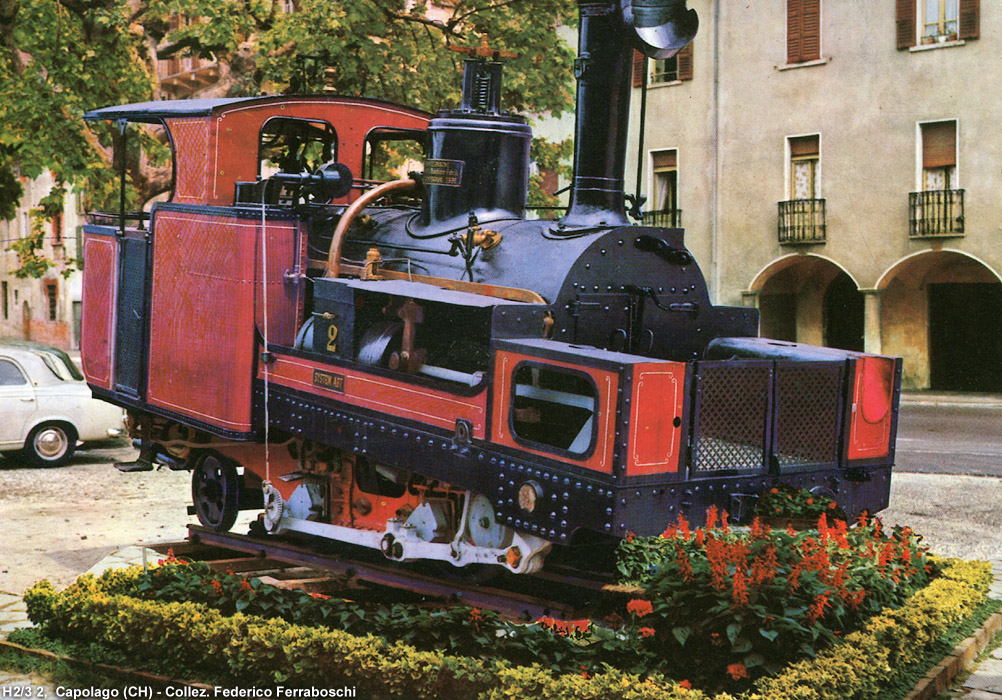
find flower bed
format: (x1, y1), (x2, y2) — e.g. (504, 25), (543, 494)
(17, 516), (995, 700)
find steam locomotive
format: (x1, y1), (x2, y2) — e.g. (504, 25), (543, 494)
(80, 0), (900, 575)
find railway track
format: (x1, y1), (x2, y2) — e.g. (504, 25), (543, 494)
(153, 525), (625, 621)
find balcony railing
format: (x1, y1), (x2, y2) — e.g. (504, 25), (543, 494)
(909, 189), (965, 238)
(642, 208), (682, 227)
(778, 198), (826, 244)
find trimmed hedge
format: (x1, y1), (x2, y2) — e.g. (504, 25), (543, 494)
(21, 557), (993, 700)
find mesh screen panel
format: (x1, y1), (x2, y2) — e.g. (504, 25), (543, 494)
(774, 363), (844, 469)
(692, 362), (771, 472)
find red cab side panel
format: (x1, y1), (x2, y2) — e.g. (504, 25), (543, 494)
(80, 232), (117, 390)
(261, 354), (488, 440)
(211, 100), (431, 206)
(147, 210), (257, 433)
(627, 362), (688, 476)
(491, 350), (618, 475)
(164, 117), (213, 205)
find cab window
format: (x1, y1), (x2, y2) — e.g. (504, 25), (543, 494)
(362, 128), (426, 184)
(259, 117), (337, 177)
(510, 363), (597, 456)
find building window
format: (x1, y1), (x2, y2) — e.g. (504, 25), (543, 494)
(898, 0), (979, 48)
(923, 0), (959, 39)
(644, 149), (681, 227)
(51, 211), (63, 246)
(910, 120), (963, 237)
(2, 281), (7, 320)
(45, 281), (57, 321)
(787, 0), (821, 64)
(921, 120), (957, 190)
(789, 135), (820, 199)
(632, 44), (693, 87)
(780, 135), (826, 244)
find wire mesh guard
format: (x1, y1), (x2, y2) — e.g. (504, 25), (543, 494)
(691, 362), (771, 472)
(690, 361), (845, 474)
(773, 364), (844, 469)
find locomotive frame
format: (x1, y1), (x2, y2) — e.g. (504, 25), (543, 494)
(79, 0), (901, 575)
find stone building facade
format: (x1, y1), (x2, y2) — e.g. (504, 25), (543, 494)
(627, 0), (999, 391)
(0, 171), (84, 349)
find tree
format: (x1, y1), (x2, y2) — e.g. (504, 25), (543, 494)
(0, 0), (577, 277)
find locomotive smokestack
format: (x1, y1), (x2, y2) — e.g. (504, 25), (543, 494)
(560, 0), (697, 230)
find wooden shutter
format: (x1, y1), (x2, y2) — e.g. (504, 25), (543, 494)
(677, 43), (694, 81)
(959, 0), (979, 39)
(788, 0), (820, 63)
(896, 0), (916, 49)
(790, 135), (819, 158)
(633, 49), (645, 88)
(652, 150), (677, 170)
(801, 0), (821, 61)
(787, 0), (803, 63)
(922, 122), (956, 168)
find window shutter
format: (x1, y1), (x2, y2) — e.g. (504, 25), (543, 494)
(801, 0), (821, 61)
(789, 134), (819, 158)
(959, 0), (979, 39)
(652, 150), (677, 170)
(633, 49), (645, 88)
(896, 0), (916, 49)
(677, 43), (694, 81)
(922, 121), (956, 169)
(787, 0), (804, 63)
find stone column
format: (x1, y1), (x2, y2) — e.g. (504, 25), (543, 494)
(861, 289), (882, 355)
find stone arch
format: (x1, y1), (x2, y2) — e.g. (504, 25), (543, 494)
(877, 249), (1002, 391)
(748, 254), (863, 348)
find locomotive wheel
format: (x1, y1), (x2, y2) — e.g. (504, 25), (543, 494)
(191, 453), (240, 531)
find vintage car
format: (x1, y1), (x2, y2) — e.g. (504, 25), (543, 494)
(0, 341), (125, 467)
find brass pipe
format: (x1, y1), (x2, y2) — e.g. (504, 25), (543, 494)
(324, 178), (416, 278)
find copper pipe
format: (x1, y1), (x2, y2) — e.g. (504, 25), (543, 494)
(324, 178), (416, 278)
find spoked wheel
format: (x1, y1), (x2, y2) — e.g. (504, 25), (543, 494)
(191, 453), (240, 531)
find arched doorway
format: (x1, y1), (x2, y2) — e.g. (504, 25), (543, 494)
(752, 255), (863, 350)
(823, 272), (864, 352)
(878, 250), (1002, 391)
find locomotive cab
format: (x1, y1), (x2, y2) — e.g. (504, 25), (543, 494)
(80, 0), (901, 575)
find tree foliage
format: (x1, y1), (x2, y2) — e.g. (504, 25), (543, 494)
(1, 0), (577, 276)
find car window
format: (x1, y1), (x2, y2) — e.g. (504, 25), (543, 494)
(30, 348), (84, 381)
(0, 358), (28, 386)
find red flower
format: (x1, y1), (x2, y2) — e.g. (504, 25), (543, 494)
(731, 567), (749, 608)
(627, 599), (654, 618)
(806, 591), (832, 624)
(705, 505), (719, 530)
(580, 666), (591, 680)
(678, 513), (691, 540)
(639, 626), (656, 638)
(239, 579), (252, 592)
(828, 501), (837, 509)
(727, 662), (749, 680)
(694, 527), (705, 548)
(770, 487), (779, 494)
(625, 531), (636, 543)
(806, 498), (814, 505)
(679, 680), (692, 690)
(775, 507), (782, 514)
(310, 592), (330, 600)
(720, 510), (731, 534)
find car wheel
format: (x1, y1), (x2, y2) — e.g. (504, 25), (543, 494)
(24, 422), (77, 468)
